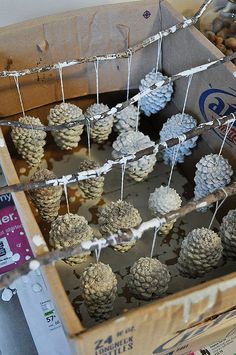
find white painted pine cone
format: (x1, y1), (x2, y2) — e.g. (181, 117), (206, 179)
(48, 102), (84, 150)
(112, 131), (156, 182)
(114, 105), (140, 133)
(139, 70), (173, 117)
(30, 169), (62, 222)
(160, 113), (198, 165)
(80, 262), (117, 320)
(85, 103), (114, 143)
(78, 160), (104, 199)
(11, 116), (46, 167)
(128, 257), (171, 300)
(177, 228), (223, 278)
(49, 213), (93, 265)
(98, 200), (142, 252)
(219, 209), (236, 259)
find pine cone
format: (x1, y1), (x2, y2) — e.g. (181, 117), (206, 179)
(128, 257), (170, 300)
(78, 160), (104, 199)
(98, 200), (142, 252)
(80, 262), (117, 320)
(112, 131), (156, 182)
(114, 105), (140, 133)
(148, 185), (182, 235)
(219, 209), (236, 259)
(160, 113), (198, 165)
(139, 70), (173, 117)
(11, 116), (46, 167)
(30, 169), (62, 222)
(49, 213), (93, 265)
(48, 102), (84, 150)
(177, 228), (223, 278)
(84, 103), (114, 143)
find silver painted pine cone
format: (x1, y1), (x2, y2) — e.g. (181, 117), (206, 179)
(85, 103), (114, 143)
(98, 200), (142, 252)
(160, 113), (198, 165)
(112, 131), (156, 182)
(78, 160), (104, 199)
(48, 102), (84, 150)
(114, 105), (140, 133)
(177, 228), (223, 278)
(219, 210), (236, 259)
(128, 257), (171, 300)
(80, 262), (117, 320)
(11, 116), (46, 167)
(49, 213), (93, 265)
(139, 70), (173, 117)
(30, 169), (62, 222)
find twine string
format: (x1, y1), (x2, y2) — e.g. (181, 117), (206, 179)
(150, 227), (159, 258)
(58, 64), (65, 103)
(120, 159), (127, 201)
(94, 58), (99, 105)
(127, 50), (133, 100)
(13, 75), (25, 117)
(208, 188), (228, 229)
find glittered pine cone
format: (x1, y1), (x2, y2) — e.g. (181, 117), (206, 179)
(30, 169), (62, 222)
(49, 213), (93, 265)
(80, 262), (117, 320)
(48, 102), (84, 150)
(78, 160), (104, 199)
(219, 209), (236, 259)
(160, 113), (198, 165)
(177, 228), (223, 278)
(84, 103), (114, 143)
(11, 116), (46, 167)
(128, 257), (171, 300)
(139, 70), (173, 117)
(114, 105), (140, 133)
(112, 131), (156, 182)
(98, 200), (142, 252)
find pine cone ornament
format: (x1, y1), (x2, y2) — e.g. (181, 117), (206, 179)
(112, 131), (156, 182)
(98, 200), (142, 252)
(128, 257), (170, 300)
(139, 70), (173, 117)
(177, 228), (223, 278)
(84, 103), (114, 143)
(148, 186), (182, 235)
(194, 154), (233, 202)
(114, 105), (140, 133)
(219, 209), (236, 259)
(80, 262), (117, 320)
(160, 113), (198, 165)
(11, 116), (46, 167)
(49, 213), (93, 265)
(78, 160), (104, 199)
(30, 169), (62, 222)
(48, 102), (84, 150)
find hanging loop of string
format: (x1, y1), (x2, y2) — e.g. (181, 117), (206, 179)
(150, 227), (159, 258)
(136, 100), (140, 132)
(63, 181), (70, 215)
(167, 137), (181, 188)
(13, 75), (25, 117)
(58, 64), (65, 103)
(208, 188), (228, 229)
(120, 158), (127, 201)
(94, 239), (102, 263)
(218, 115), (236, 156)
(126, 49), (133, 100)
(86, 117), (91, 159)
(155, 33), (163, 73)
(94, 58), (99, 105)
(182, 74), (193, 116)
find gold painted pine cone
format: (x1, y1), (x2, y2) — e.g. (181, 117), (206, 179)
(30, 169), (62, 222)
(128, 257), (171, 300)
(11, 116), (46, 167)
(80, 262), (117, 320)
(78, 160), (104, 199)
(98, 200), (142, 252)
(49, 213), (93, 265)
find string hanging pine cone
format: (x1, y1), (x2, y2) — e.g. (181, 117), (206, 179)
(49, 213), (93, 265)
(219, 209), (236, 259)
(139, 70), (173, 117)
(112, 131), (156, 182)
(148, 186), (182, 235)
(30, 169), (62, 222)
(114, 105), (140, 133)
(11, 116), (46, 167)
(84, 103), (114, 143)
(177, 228), (223, 278)
(48, 102), (84, 150)
(159, 113), (198, 165)
(80, 262), (117, 320)
(78, 160), (104, 199)
(128, 257), (171, 300)
(98, 200), (142, 252)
